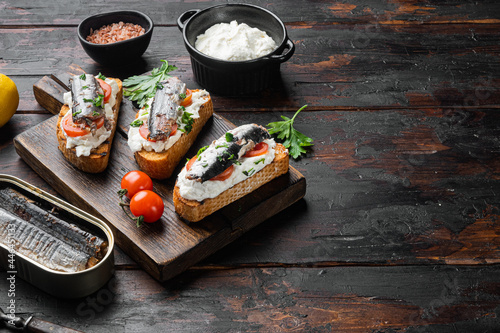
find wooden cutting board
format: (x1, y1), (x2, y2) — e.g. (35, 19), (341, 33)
(15, 66), (306, 281)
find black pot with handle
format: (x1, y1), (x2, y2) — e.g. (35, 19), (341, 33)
(177, 4), (295, 95)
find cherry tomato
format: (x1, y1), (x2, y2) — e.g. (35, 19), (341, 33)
(97, 78), (112, 103)
(120, 170), (153, 199)
(180, 89), (193, 107)
(62, 114), (105, 137)
(130, 190), (164, 223)
(186, 156), (196, 171)
(243, 142), (269, 158)
(210, 165), (234, 181)
(139, 123), (177, 142)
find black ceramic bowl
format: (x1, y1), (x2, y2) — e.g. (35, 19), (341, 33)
(177, 4), (294, 95)
(78, 10), (153, 66)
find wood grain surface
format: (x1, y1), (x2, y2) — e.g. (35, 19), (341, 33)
(1, 0), (500, 332)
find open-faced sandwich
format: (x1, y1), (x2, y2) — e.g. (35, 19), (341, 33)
(173, 124), (289, 222)
(56, 73), (123, 173)
(127, 77), (213, 179)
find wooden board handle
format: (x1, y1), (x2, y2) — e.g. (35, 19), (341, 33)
(33, 64), (86, 115)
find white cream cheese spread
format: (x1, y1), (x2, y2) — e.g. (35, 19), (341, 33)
(195, 20), (277, 61)
(177, 138), (276, 201)
(62, 78), (119, 157)
(127, 89), (210, 153)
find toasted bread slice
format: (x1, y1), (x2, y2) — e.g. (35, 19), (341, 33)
(56, 78), (123, 173)
(133, 94), (213, 180)
(173, 143), (289, 222)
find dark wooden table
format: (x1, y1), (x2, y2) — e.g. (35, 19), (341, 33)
(1, 1), (500, 332)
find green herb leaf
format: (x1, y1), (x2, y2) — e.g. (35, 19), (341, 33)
(79, 73), (86, 80)
(254, 158), (265, 165)
(94, 94), (105, 108)
(72, 110), (82, 117)
(225, 132), (233, 142)
(84, 95), (105, 108)
(197, 145), (209, 157)
(130, 119), (143, 127)
(243, 168), (255, 177)
(82, 85), (89, 90)
(123, 60), (177, 108)
(180, 111), (194, 134)
(267, 105), (313, 159)
(97, 72), (106, 80)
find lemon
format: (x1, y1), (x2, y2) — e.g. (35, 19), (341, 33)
(0, 74), (19, 128)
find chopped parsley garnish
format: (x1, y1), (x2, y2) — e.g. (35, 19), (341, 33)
(92, 111), (100, 116)
(94, 94), (105, 108)
(72, 110), (82, 117)
(225, 132), (234, 142)
(83, 94), (105, 108)
(179, 111), (194, 134)
(233, 160), (241, 165)
(267, 105), (313, 159)
(123, 60), (177, 108)
(217, 155), (224, 162)
(79, 73), (86, 80)
(216, 143), (228, 149)
(243, 168), (255, 177)
(82, 85), (89, 90)
(254, 158), (265, 165)
(179, 93), (186, 99)
(197, 145), (208, 157)
(97, 72), (106, 80)
(130, 119), (143, 127)
(202, 164), (208, 168)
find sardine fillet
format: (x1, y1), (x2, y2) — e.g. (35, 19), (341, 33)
(0, 208), (92, 272)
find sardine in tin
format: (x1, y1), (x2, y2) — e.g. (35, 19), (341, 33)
(0, 174), (114, 298)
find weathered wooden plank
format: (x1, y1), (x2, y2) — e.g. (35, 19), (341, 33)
(1, 265), (499, 332)
(1, 0), (499, 26)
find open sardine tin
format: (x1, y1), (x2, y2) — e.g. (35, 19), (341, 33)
(0, 174), (114, 298)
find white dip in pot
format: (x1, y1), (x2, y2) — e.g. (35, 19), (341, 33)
(194, 20), (277, 61)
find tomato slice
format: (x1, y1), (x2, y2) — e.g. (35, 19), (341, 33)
(186, 156), (196, 171)
(139, 123), (177, 142)
(243, 142), (269, 158)
(120, 170), (153, 199)
(97, 78), (111, 103)
(62, 113), (105, 137)
(180, 89), (193, 107)
(210, 165), (234, 181)
(129, 190), (164, 223)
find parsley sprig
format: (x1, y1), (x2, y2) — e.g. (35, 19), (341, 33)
(267, 105), (313, 159)
(123, 60), (177, 108)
